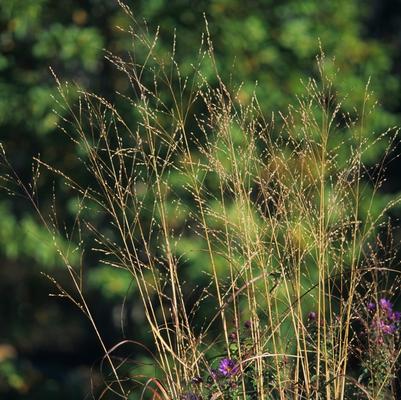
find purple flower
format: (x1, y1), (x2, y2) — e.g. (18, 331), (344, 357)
(181, 393), (200, 400)
(244, 320), (252, 329)
(373, 319), (397, 335)
(367, 302), (376, 312)
(371, 319), (397, 335)
(390, 311), (401, 322)
(383, 323), (397, 335)
(218, 358), (239, 377)
(308, 311), (317, 321)
(379, 298), (393, 312)
(229, 331), (238, 342)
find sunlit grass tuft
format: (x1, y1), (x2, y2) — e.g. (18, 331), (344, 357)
(2, 6), (401, 399)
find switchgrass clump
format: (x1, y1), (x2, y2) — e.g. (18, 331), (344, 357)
(2, 5), (401, 399)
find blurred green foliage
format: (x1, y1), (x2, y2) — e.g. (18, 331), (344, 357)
(1, 0), (401, 398)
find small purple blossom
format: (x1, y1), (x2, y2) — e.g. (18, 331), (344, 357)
(379, 298), (393, 312)
(372, 319), (397, 335)
(383, 323), (397, 335)
(390, 311), (401, 322)
(244, 320), (252, 329)
(218, 358), (239, 377)
(367, 302), (376, 312)
(308, 311), (317, 321)
(181, 393), (200, 400)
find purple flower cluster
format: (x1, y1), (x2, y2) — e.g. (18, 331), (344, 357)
(368, 298), (400, 336)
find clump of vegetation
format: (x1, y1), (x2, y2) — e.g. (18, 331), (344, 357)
(2, 4), (401, 399)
